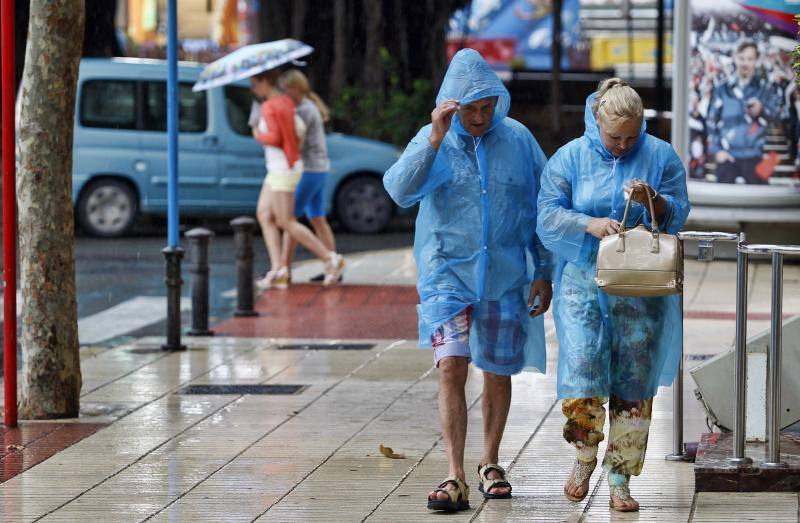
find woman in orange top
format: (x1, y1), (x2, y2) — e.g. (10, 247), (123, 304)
(250, 70), (345, 288)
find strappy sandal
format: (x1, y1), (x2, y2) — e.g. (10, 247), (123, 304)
(477, 463), (512, 499)
(609, 484), (640, 512)
(427, 477), (470, 512)
(564, 458), (597, 502)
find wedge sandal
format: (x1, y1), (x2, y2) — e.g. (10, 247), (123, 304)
(477, 463), (512, 499)
(564, 458), (597, 502)
(427, 477), (470, 512)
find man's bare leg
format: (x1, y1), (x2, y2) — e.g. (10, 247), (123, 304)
(480, 371), (512, 496)
(429, 356), (469, 502)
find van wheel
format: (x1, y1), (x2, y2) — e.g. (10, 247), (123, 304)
(335, 176), (393, 234)
(77, 179), (137, 237)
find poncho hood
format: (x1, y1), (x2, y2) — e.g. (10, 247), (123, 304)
(583, 92), (647, 161)
(436, 48), (510, 136)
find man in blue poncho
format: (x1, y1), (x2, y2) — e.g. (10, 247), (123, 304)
(384, 49), (553, 512)
(707, 40), (780, 185)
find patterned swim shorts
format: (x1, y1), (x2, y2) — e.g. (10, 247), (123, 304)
(431, 306), (473, 366)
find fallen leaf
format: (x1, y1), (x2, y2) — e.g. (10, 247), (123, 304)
(378, 444), (406, 459)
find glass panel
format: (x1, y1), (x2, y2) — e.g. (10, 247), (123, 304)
(79, 80), (137, 129)
(144, 81), (207, 133)
(224, 85), (256, 136)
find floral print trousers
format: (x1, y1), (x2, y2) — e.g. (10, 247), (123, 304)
(562, 395), (654, 479)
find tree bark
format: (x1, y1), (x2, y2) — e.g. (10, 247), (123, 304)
(393, 0), (411, 88)
(361, 0), (383, 92)
(83, 0), (120, 57)
(329, 0), (348, 101)
(17, 0), (84, 419)
(258, 0), (291, 41)
(290, 0), (308, 40)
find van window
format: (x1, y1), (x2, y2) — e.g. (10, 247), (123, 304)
(224, 85), (255, 136)
(80, 80), (137, 129)
(144, 81), (207, 133)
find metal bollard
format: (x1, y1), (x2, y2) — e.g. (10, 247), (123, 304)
(186, 228), (214, 336)
(729, 233), (752, 466)
(161, 246), (187, 351)
(230, 216), (258, 317)
(669, 231), (739, 462)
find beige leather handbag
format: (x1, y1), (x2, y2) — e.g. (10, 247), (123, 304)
(595, 185), (683, 297)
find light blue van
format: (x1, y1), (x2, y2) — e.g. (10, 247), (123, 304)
(72, 58), (402, 237)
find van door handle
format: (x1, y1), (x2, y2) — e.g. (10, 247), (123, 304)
(203, 135), (219, 147)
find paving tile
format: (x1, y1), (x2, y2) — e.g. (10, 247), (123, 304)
(0, 423), (105, 483)
(213, 284), (419, 339)
(692, 492), (798, 522)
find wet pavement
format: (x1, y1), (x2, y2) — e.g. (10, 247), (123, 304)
(0, 247), (798, 521)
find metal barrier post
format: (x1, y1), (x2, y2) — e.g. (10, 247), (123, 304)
(186, 228), (214, 336)
(762, 251), (788, 468)
(231, 216), (258, 317)
(669, 231), (739, 462)
(729, 232), (752, 466)
(666, 267), (691, 462)
(733, 242), (800, 466)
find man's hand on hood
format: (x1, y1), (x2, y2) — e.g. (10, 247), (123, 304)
(429, 99), (459, 150)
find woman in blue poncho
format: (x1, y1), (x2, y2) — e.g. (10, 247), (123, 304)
(537, 78), (690, 512)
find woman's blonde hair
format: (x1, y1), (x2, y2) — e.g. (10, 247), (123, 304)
(279, 69), (330, 123)
(592, 78), (643, 128)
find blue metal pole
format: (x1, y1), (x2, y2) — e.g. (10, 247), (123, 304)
(162, 0), (186, 351)
(167, 0), (179, 247)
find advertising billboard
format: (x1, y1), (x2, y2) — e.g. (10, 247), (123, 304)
(689, 0), (800, 207)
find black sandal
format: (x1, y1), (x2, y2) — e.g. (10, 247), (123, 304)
(427, 477), (470, 512)
(477, 463), (512, 499)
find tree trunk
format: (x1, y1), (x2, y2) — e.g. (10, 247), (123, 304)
(17, 0), (84, 419)
(329, 0), (347, 101)
(393, 0), (410, 89)
(258, 0), (291, 41)
(361, 0), (383, 92)
(291, 0), (308, 40)
(83, 0), (120, 57)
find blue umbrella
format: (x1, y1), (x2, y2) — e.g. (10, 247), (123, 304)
(193, 39), (314, 92)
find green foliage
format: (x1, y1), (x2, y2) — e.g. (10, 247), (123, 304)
(795, 15), (800, 85)
(331, 47), (434, 147)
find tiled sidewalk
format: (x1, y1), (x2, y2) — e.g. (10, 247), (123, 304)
(0, 248), (798, 521)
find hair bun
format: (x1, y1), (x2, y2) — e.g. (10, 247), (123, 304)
(592, 76), (643, 125)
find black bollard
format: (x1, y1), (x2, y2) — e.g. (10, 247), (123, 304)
(186, 228), (214, 336)
(162, 246), (187, 351)
(230, 216), (258, 317)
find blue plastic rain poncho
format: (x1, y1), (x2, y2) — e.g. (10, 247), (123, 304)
(536, 93), (690, 400)
(383, 49), (553, 375)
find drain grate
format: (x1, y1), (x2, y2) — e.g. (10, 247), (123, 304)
(275, 343), (376, 351)
(178, 384), (307, 395)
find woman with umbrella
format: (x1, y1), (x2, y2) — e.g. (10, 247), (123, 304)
(249, 69), (345, 288)
(193, 39), (345, 288)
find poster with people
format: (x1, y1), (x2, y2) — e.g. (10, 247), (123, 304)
(690, 0), (800, 190)
(448, 0), (582, 70)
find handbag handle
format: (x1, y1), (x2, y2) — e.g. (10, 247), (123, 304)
(617, 183), (660, 254)
(619, 183), (659, 234)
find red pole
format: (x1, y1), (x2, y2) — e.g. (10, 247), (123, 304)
(2, 0), (17, 427)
